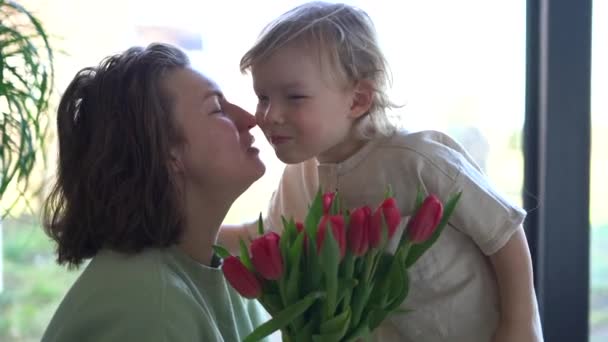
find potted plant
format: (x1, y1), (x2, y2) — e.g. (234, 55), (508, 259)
(0, 0), (54, 290)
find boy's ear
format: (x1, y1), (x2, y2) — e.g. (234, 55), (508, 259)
(349, 80), (374, 119)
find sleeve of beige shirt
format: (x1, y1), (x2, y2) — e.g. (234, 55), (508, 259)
(429, 132), (526, 255)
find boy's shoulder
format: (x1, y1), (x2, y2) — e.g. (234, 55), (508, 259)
(361, 129), (487, 184)
(379, 129), (464, 154)
(376, 130), (473, 167)
(277, 130), (477, 184)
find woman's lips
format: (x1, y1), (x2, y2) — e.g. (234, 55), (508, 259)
(269, 135), (292, 145)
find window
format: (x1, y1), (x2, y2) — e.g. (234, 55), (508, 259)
(590, 0), (608, 340)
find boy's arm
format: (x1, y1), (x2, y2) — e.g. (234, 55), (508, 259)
(489, 226), (543, 342)
(217, 223), (257, 254)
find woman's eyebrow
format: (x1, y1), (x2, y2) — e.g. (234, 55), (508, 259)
(203, 89), (224, 100)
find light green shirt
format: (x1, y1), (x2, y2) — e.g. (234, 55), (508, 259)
(42, 247), (270, 342)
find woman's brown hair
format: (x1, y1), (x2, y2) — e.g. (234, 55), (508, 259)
(43, 43), (190, 268)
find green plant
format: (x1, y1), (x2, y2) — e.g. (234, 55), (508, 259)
(0, 0), (53, 216)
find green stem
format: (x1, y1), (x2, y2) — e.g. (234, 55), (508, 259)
(350, 253), (376, 329)
(340, 253), (356, 311)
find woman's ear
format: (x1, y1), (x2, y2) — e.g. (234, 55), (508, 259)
(349, 80), (374, 119)
(169, 148), (185, 174)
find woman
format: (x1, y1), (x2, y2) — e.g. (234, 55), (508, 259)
(42, 43), (268, 341)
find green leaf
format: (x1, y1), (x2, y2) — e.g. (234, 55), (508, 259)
(244, 291), (326, 342)
(367, 307), (390, 331)
(336, 277), (358, 306)
(261, 293), (283, 314)
(262, 280), (280, 296)
(239, 238), (254, 271)
(338, 253), (356, 310)
(0, 1), (54, 217)
(288, 230), (305, 267)
(305, 236), (323, 293)
(384, 184), (394, 199)
(343, 321), (371, 342)
(293, 319), (316, 342)
(384, 249), (410, 312)
(304, 188), (323, 237)
(281, 216), (295, 247)
(367, 253), (394, 305)
(279, 217), (292, 276)
(212, 245), (231, 259)
(350, 249), (380, 329)
(405, 191), (462, 268)
(320, 307), (351, 338)
(312, 331), (347, 342)
(286, 233), (305, 304)
(320, 221), (341, 318)
(257, 212), (265, 235)
(286, 217), (299, 245)
(414, 184), (425, 211)
(330, 191), (341, 215)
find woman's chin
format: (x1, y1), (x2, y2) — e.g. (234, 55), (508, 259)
(248, 152), (266, 180)
(251, 163), (266, 183)
(238, 156), (266, 191)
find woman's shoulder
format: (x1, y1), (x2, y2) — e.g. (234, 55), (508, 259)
(85, 248), (170, 289)
(42, 248), (214, 341)
(56, 248), (181, 309)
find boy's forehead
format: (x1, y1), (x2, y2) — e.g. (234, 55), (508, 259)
(254, 77), (306, 89)
(251, 47), (339, 88)
(253, 78), (300, 94)
(251, 58), (308, 87)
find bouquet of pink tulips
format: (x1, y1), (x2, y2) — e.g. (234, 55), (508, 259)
(214, 187), (461, 342)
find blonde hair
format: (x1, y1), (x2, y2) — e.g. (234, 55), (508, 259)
(240, 1), (397, 139)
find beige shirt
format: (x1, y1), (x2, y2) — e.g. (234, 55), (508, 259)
(252, 130), (526, 342)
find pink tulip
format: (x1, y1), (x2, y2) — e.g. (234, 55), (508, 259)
(407, 195), (443, 243)
(323, 192), (336, 214)
(222, 256), (262, 299)
(317, 215), (346, 259)
(348, 206), (372, 256)
(251, 232), (284, 280)
(369, 198), (402, 248)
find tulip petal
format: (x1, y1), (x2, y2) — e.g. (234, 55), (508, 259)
(222, 256), (261, 299)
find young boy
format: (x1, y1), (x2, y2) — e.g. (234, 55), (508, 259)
(221, 2), (543, 341)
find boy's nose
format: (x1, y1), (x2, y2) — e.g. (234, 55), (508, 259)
(263, 104), (285, 125)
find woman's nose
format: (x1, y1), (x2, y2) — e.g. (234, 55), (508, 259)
(227, 102), (256, 130)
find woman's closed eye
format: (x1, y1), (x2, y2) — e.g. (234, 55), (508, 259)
(209, 96), (226, 115)
(210, 107), (224, 115)
(287, 94), (308, 100)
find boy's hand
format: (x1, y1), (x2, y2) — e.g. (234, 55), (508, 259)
(217, 223), (255, 254)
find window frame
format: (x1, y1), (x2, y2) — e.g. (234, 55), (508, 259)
(524, 0), (592, 340)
